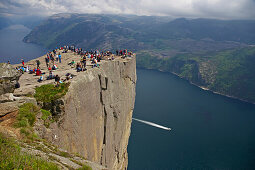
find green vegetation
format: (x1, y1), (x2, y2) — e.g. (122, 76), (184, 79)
(15, 103), (39, 127)
(41, 109), (51, 121)
(58, 150), (71, 158)
(207, 47), (255, 101)
(77, 165), (92, 170)
(41, 109), (54, 128)
(14, 103), (39, 139)
(0, 133), (59, 169)
(179, 64), (193, 80)
(34, 83), (70, 103)
(137, 47), (255, 103)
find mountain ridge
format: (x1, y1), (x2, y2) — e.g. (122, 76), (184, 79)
(23, 13), (255, 103)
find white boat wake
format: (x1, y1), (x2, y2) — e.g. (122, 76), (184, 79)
(132, 118), (171, 131)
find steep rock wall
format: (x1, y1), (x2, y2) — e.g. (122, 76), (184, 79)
(42, 57), (136, 170)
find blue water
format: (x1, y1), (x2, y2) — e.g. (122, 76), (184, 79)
(0, 25), (48, 64)
(128, 69), (255, 170)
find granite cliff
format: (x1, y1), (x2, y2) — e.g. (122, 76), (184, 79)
(0, 51), (136, 169)
(38, 55), (136, 170)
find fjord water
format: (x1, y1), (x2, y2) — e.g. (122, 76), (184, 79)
(0, 25), (48, 64)
(128, 69), (255, 170)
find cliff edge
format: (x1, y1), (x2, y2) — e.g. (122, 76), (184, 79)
(35, 54), (136, 169)
(0, 49), (136, 169)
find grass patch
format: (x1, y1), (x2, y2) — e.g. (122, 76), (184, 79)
(41, 109), (54, 128)
(41, 109), (51, 121)
(58, 151), (71, 158)
(77, 165), (92, 170)
(71, 158), (83, 166)
(70, 158), (92, 170)
(14, 103), (39, 140)
(34, 83), (70, 103)
(0, 133), (59, 169)
(15, 103), (39, 127)
(25, 93), (34, 98)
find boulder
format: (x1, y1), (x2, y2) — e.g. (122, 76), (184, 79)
(0, 63), (22, 95)
(0, 93), (15, 103)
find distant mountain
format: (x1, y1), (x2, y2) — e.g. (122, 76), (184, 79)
(0, 16), (12, 30)
(24, 14), (255, 50)
(12, 16), (46, 29)
(0, 15), (45, 30)
(24, 13), (168, 50)
(137, 46), (255, 103)
(24, 13), (255, 103)
(153, 18), (255, 44)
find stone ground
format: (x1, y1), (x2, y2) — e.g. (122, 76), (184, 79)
(20, 141), (107, 170)
(0, 50), (133, 170)
(13, 50), (131, 97)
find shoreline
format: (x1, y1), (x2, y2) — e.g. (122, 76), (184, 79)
(151, 68), (255, 105)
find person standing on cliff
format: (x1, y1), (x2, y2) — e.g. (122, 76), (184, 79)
(45, 57), (49, 68)
(21, 59), (24, 67)
(55, 53), (58, 62)
(36, 60), (40, 69)
(58, 53), (62, 63)
(50, 53), (54, 65)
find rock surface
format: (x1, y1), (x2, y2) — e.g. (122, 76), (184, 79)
(0, 63), (21, 95)
(43, 56), (136, 170)
(25, 52), (137, 170)
(1, 49), (136, 169)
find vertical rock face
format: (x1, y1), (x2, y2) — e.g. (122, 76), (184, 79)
(49, 57), (136, 169)
(0, 63), (21, 95)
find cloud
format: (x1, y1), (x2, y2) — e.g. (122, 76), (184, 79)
(0, 0), (255, 19)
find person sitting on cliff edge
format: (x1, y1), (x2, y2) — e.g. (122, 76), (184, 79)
(68, 60), (75, 66)
(47, 70), (55, 80)
(38, 73), (43, 83)
(76, 62), (82, 72)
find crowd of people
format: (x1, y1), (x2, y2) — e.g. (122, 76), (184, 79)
(15, 45), (133, 86)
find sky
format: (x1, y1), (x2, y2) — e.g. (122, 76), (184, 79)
(0, 0), (255, 19)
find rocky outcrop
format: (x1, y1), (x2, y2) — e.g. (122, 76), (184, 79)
(38, 56), (136, 170)
(0, 63), (21, 95)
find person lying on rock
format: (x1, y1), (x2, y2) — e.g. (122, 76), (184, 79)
(63, 73), (74, 81)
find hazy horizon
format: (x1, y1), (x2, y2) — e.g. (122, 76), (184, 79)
(0, 0), (255, 20)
